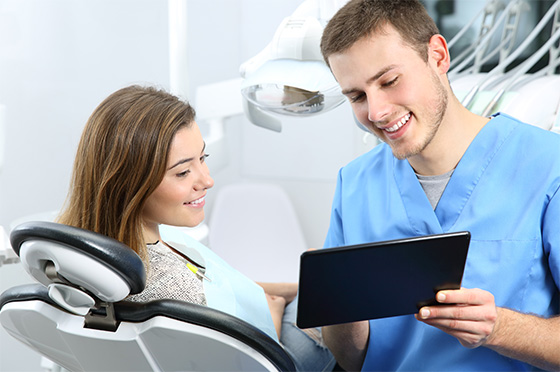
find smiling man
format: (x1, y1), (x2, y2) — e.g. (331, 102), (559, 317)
(319, 0), (560, 371)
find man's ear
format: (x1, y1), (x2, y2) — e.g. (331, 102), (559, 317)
(428, 34), (450, 74)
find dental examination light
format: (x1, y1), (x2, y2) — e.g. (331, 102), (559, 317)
(239, 0), (348, 132)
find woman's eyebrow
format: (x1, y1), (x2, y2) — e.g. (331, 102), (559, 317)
(168, 157), (194, 171)
(167, 142), (206, 170)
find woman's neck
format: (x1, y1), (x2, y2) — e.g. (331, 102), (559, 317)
(143, 222), (161, 245)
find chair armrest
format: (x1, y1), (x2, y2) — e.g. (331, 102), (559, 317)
(117, 299), (296, 371)
(1, 286), (296, 372)
(0, 284), (54, 309)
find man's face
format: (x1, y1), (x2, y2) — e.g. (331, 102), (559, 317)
(328, 25), (449, 160)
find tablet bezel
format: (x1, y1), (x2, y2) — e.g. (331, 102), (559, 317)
(296, 231), (471, 328)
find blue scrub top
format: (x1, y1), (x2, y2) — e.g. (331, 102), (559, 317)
(324, 113), (560, 371)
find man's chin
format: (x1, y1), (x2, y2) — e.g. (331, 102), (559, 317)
(390, 143), (424, 161)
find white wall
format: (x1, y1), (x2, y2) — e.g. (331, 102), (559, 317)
(0, 1), (170, 370)
(0, 0), (368, 248)
(0, 0), (171, 228)
(0, 1), (371, 370)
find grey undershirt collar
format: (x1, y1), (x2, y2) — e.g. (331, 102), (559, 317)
(416, 169), (454, 209)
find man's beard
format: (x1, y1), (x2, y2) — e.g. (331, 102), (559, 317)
(391, 72), (449, 160)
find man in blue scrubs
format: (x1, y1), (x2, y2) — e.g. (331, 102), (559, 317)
(319, 0), (560, 370)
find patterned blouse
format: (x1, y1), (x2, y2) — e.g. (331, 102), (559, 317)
(125, 241), (207, 305)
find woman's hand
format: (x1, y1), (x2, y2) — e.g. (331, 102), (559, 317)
(258, 282), (298, 304)
(266, 293), (287, 338)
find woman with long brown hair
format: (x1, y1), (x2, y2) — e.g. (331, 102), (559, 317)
(58, 85), (335, 371)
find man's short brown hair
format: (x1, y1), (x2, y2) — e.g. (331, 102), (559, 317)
(321, 0), (439, 65)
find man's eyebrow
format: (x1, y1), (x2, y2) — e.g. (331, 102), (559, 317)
(167, 142), (206, 170)
(341, 65), (399, 95)
(371, 65), (398, 82)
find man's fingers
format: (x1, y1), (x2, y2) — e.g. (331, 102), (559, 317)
(436, 288), (495, 305)
(418, 304), (497, 322)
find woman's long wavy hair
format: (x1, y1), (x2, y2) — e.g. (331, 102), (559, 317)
(57, 85), (195, 265)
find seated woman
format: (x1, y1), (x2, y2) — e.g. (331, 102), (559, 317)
(57, 85), (334, 372)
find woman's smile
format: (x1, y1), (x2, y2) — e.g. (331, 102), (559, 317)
(185, 195), (206, 208)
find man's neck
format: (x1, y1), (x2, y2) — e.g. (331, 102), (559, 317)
(408, 104), (489, 176)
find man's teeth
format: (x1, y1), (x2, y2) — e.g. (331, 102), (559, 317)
(384, 113), (411, 133)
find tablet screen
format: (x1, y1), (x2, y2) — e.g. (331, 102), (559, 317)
(296, 231), (470, 328)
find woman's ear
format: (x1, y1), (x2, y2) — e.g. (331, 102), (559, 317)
(428, 34), (450, 74)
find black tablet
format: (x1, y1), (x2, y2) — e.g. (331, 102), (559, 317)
(296, 231), (471, 328)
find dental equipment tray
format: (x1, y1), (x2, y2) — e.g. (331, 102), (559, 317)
(296, 231), (471, 328)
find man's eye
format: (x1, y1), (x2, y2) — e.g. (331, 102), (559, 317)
(382, 77), (398, 88)
(350, 93), (365, 103)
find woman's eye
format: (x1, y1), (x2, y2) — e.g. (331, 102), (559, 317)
(177, 170), (190, 178)
(200, 153), (210, 163)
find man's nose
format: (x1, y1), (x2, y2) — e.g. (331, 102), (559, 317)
(367, 93), (391, 124)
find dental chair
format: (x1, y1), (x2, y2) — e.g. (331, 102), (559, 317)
(0, 221), (296, 372)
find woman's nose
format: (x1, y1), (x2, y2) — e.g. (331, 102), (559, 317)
(194, 165), (214, 191)
(203, 173), (214, 190)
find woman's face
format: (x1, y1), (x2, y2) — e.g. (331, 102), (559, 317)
(142, 123), (214, 230)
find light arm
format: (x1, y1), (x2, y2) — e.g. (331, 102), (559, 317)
(417, 288), (560, 370)
(257, 282), (298, 304)
(322, 321), (370, 371)
(485, 308), (560, 371)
